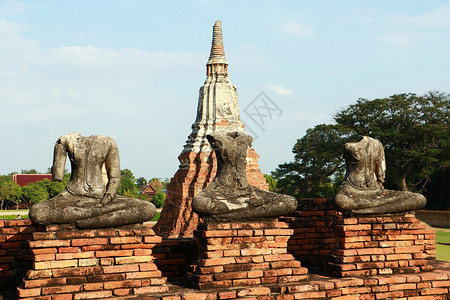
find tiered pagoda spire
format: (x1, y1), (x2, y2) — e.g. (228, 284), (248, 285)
(153, 21), (268, 238)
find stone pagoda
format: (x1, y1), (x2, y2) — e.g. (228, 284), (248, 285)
(153, 20), (269, 238)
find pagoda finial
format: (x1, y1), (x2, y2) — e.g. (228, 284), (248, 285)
(207, 20), (228, 76)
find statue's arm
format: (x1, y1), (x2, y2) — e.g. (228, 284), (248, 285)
(102, 138), (121, 204)
(51, 139), (67, 182)
(375, 142), (386, 186)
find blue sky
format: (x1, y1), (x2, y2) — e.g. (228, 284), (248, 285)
(1, 0), (449, 180)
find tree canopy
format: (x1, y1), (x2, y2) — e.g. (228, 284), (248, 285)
(273, 91), (449, 209)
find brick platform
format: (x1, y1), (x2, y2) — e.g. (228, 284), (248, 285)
(189, 220), (308, 290)
(0, 219), (42, 297)
(327, 214), (436, 277)
(150, 261), (450, 299)
(281, 198), (340, 272)
(16, 224), (168, 299)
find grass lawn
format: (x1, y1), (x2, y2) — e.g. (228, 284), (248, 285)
(436, 244), (450, 262)
(435, 228), (450, 262)
(0, 214), (29, 220)
(151, 211), (160, 221)
(0, 212), (161, 221)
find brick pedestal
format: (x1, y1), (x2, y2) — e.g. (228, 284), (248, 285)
(327, 213), (436, 278)
(281, 198), (340, 272)
(17, 224), (168, 299)
(189, 220), (308, 290)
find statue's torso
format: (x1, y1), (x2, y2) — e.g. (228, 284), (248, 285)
(344, 137), (384, 190)
(63, 134), (112, 199)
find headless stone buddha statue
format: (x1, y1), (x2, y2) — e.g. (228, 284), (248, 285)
(334, 136), (426, 215)
(29, 132), (156, 228)
(192, 131), (297, 220)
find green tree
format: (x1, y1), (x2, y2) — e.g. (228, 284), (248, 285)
(275, 91), (449, 208)
(135, 177), (148, 190)
(118, 176), (139, 198)
(273, 124), (359, 199)
(0, 180), (22, 210)
(121, 169), (135, 182)
(40, 178), (68, 198)
(22, 183), (49, 207)
(335, 91), (449, 192)
(161, 178), (170, 190)
(152, 191), (166, 208)
(264, 174), (277, 192)
(21, 169), (39, 174)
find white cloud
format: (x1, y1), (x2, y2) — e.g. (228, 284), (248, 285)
(390, 4), (450, 29)
(280, 21), (313, 37)
(375, 32), (430, 47)
(0, 23), (204, 125)
(0, 0), (36, 15)
(267, 85), (294, 96)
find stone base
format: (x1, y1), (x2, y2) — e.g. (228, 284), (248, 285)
(189, 220), (308, 290)
(17, 224), (168, 299)
(327, 213), (436, 277)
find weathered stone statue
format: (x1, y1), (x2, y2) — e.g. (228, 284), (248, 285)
(192, 131), (297, 220)
(334, 136), (426, 215)
(29, 132), (156, 228)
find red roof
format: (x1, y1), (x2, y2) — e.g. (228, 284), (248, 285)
(13, 174), (53, 187)
(140, 183), (157, 195)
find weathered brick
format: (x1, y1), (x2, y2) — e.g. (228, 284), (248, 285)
(232, 278), (261, 286)
(214, 271), (246, 281)
(73, 290), (113, 299)
(420, 288), (449, 295)
(199, 257), (235, 266)
(292, 291), (326, 299)
(133, 285), (169, 294)
(115, 255), (153, 264)
(83, 282), (104, 291)
(96, 228), (118, 237)
(125, 270), (162, 279)
(41, 284), (82, 295)
(30, 247), (58, 255)
(55, 252), (94, 260)
(24, 278), (66, 288)
(109, 236), (142, 244)
(237, 287), (271, 297)
(103, 279), (142, 289)
(56, 231), (96, 239)
(52, 266), (102, 277)
(34, 259), (77, 270)
(32, 232), (56, 240)
(27, 269), (53, 279)
(103, 264), (139, 274)
(29, 240), (71, 248)
(389, 283), (417, 291)
(95, 249), (133, 257)
(51, 294), (73, 300)
(71, 238), (108, 246)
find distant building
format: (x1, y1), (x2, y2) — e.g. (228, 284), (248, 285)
(13, 174), (53, 187)
(140, 183), (157, 200)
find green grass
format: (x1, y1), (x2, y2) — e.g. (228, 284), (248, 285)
(436, 244), (450, 262)
(151, 211), (160, 221)
(435, 228), (450, 262)
(435, 229), (450, 244)
(1, 212), (160, 221)
(0, 215), (29, 220)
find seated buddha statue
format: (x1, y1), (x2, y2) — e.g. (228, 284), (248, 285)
(334, 136), (426, 215)
(29, 132), (156, 228)
(192, 131), (297, 220)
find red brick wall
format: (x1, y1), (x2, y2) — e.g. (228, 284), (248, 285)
(0, 220), (42, 298)
(281, 198), (340, 272)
